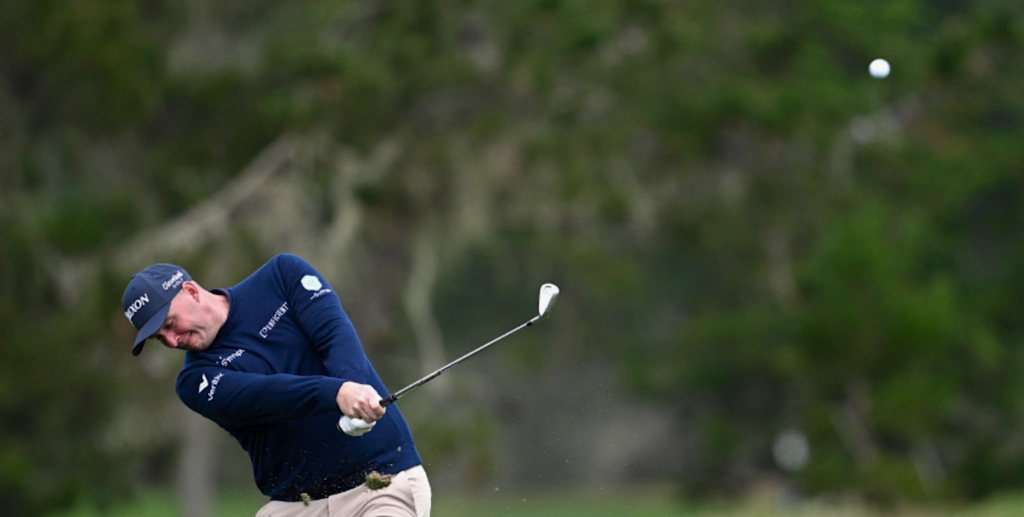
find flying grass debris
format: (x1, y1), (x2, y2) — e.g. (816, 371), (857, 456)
(365, 471), (393, 490)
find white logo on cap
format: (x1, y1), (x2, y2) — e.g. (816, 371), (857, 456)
(301, 275), (322, 291)
(198, 374), (209, 393)
(162, 270), (185, 290)
(125, 293), (150, 322)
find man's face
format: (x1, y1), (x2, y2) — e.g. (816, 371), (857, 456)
(152, 282), (215, 352)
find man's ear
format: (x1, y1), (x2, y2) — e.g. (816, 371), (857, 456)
(182, 280), (201, 300)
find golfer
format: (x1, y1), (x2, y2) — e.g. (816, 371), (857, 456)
(122, 253), (431, 516)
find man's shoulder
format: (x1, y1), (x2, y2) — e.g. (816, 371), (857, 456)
(236, 253), (328, 307)
(235, 254), (308, 289)
(268, 253), (315, 273)
(265, 254), (323, 285)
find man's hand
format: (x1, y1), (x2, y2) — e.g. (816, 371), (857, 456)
(336, 382), (385, 423)
(338, 415), (375, 436)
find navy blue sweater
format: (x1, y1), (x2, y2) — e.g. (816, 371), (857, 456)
(174, 254), (421, 502)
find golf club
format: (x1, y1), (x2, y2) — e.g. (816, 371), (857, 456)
(339, 283), (560, 433)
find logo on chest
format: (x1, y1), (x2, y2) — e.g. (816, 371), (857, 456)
(219, 349), (246, 367)
(260, 302), (289, 338)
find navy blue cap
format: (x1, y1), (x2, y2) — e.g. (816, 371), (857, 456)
(122, 264), (191, 355)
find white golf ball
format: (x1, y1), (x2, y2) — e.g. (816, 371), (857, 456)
(869, 58), (890, 79)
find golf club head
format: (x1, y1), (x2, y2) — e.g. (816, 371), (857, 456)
(538, 283), (560, 318)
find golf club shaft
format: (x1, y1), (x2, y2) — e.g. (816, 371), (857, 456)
(380, 315), (541, 407)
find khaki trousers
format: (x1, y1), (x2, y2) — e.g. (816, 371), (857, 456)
(255, 466), (431, 517)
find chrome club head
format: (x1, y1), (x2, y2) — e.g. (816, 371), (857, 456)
(538, 283), (560, 318)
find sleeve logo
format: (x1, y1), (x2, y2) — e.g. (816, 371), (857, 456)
(301, 275), (323, 291)
(198, 374), (209, 393)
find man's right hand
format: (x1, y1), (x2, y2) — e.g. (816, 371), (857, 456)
(338, 414), (375, 436)
(336, 382), (386, 423)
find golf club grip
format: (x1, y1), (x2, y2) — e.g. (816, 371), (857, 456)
(380, 394), (397, 407)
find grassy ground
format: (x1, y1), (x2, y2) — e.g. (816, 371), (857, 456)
(48, 487), (1024, 517)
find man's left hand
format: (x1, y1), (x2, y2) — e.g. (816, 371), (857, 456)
(336, 382), (385, 422)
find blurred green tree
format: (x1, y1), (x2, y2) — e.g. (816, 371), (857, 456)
(3, 0), (1024, 514)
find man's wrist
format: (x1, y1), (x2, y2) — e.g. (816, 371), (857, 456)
(320, 378), (348, 411)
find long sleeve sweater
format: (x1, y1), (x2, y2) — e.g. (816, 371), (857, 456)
(174, 254), (421, 502)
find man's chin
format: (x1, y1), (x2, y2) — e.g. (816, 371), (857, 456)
(183, 333), (208, 351)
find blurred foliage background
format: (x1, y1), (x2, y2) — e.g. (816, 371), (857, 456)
(3, 0), (1024, 515)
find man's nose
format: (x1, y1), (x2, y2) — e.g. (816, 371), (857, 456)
(154, 330), (173, 348)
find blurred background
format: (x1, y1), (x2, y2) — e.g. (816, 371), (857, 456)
(3, 0), (1024, 516)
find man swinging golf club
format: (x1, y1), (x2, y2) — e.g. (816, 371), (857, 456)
(122, 254), (429, 517)
(123, 253), (558, 516)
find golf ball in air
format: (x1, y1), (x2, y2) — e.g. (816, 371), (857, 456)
(869, 58), (890, 79)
